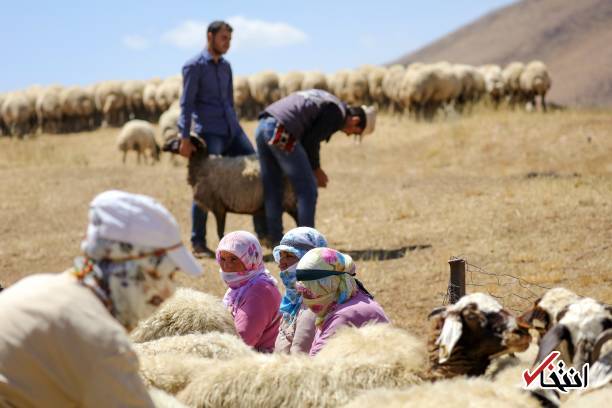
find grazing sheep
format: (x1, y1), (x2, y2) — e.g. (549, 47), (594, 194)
(534, 297), (611, 372)
(519, 287), (581, 340)
(158, 105), (180, 143)
(398, 64), (436, 118)
(143, 81), (160, 122)
(35, 87), (64, 134)
(249, 71), (281, 112)
(116, 119), (160, 164)
(479, 64), (506, 107)
(155, 77), (182, 113)
(279, 71), (304, 97)
(172, 136), (297, 240)
(453, 64), (482, 110)
(520, 61), (552, 112)
(233, 75), (256, 119)
(59, 86), (96, 132)
(502, 62), (526, 108)
(301, 71), (328, 92)
(95, 80), (128, 127)
(122, 80), (147, 120)
(177, 324), (425, 408)
(1, 92), (35, 137)
(427, 293), (532, 379)
(345, 70), (369, 105)
(382, 64), (406, 114)
(366, 66), (388, 108)
(130, 288), (236, 343)
(134, 333), (255, 360)
(327, 69), (351, 100)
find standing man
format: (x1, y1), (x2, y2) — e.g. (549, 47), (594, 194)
(178, 20), (265, 257)
(0, 190), (203, 407)
(256, 89), (377, 245)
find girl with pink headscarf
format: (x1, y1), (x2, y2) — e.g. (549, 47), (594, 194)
(216, 231), (281, 352)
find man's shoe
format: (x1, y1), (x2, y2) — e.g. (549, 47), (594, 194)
(192, 244), (215, 259)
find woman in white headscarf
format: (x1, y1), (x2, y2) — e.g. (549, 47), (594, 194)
(273, 227), (328, 354)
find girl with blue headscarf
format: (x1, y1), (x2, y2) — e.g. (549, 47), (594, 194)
(273, 227), (328, 354)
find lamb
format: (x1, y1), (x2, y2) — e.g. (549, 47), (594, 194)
(130, 288), (236, 343)
(520, 61), (552, 112)
(176, 324), (425, 408)
(519, 287), (581, 340)
(0, 91), (35, 137)
(279, 71), (304, 97)
(116, 119), (160, 164)
(427, 292), (532, 379)
(134, 333), (254, 360)
(301, 71), (328, 92)
(166, 135), (297, 240)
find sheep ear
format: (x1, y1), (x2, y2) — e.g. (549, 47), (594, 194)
(436, 314), (463, 364)
(535, 324), (570, 365)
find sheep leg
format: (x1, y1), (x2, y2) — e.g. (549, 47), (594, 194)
(541, 94), (547, 113)
(214, 210), (227, 241)
(122, 150), (127, 164)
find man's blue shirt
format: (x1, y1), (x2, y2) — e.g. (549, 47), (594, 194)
(178, 50), (241, 138)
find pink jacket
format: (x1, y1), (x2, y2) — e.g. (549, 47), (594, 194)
(232, 280), (282, 352)
(309, 290), (389, 356)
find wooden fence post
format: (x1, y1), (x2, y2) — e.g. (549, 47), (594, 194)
(448, 257), (466, 304)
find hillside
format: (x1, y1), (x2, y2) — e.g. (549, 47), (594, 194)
(391, 0), (612, 107)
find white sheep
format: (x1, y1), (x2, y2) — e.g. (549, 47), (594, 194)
(148, 387), (189, 408)
(95, 80), (128, 127)
(366, 66), (388, 108)
(479, 64), (505, 107)
(139, 353), (217, 395)
(143, 81), (160, 122)
(520, 60), (552, 112)
(122, 80), (147, 120)
(1, 91), (35, 137)
(233, 75), (256, 119)
(502, 62), (526, 107)
(116, 119), (160, 164)
(342, 378), (543, 408)
(382, 64), (406, 113)
(59, 86), (96, 132)
(279, 71), (304, 97)
(155, 77), (182, 113)
(345, 70), (369, 105)
(327, 69), (351, 101)
(249, 71), (281, 111)
(301, 71), (328, 92)
(134, 332), (255, 360)
(35, 87), (64, 134)
(158, 105), (180, 143)
(519, 287), (581, 339)
(130, 288), (236, 343)
(176, 324), (425, 408)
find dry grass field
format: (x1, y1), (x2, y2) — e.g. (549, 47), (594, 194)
(1, 109), (611, 338)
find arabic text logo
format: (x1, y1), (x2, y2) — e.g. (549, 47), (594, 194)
(522, 351), (589, 393)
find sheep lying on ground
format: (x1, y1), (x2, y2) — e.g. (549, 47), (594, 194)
(342, 377), (544, 408)
(116, 119), (160, 164)
(130, 288), (236, 343)
(428, 293), (532, 379)
(534, 297), (611, 389)
(519, 287), (581, 340)
(163, 135), (297, 240)
(177, 324), (425, 408)
(134, 333), (254, 360)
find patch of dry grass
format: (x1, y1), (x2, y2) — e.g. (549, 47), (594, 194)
(1, 109), (611, 337)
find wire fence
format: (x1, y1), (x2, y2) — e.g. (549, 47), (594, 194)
(442, 257), (552, 313)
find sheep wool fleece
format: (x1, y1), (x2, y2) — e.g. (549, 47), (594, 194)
(309, 290), (390, 356)
(0, 272), (154, 408)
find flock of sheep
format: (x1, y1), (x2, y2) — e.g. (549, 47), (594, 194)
(129, 286), (609, 407)
(0, 60), (551, 138)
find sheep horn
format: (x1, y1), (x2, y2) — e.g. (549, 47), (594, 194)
(592, 328), (612, 363)
(534, 324), (571, 366)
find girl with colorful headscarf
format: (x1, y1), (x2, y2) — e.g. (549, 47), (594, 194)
(295, 247), (389, 356)
(272, 227), (328, 354)
(216, 230), (282, 352)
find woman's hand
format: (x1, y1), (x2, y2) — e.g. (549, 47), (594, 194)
(314, 168), (328, 188)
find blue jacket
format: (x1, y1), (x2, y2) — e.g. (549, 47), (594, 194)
(178, 50), (241, 138)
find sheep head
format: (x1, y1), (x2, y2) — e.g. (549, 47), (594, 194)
(427, 293), (531, 379)
(519, 287), (580, 341)
(534, 298), (612, 369)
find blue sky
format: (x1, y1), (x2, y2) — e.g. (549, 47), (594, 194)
(1, 0), (516, 92)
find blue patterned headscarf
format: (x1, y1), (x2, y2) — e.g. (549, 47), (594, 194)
(273, 227), (328, 323)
